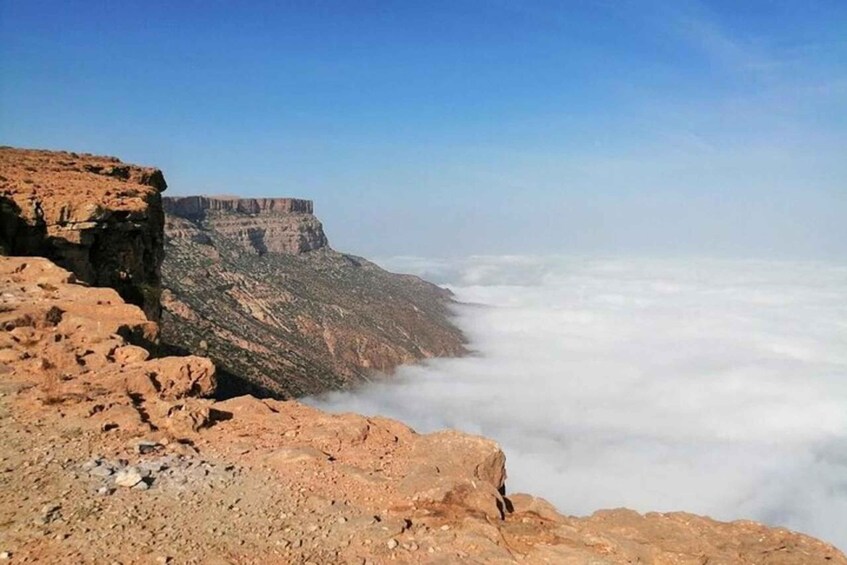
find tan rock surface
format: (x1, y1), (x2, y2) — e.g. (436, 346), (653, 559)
(0, 147), (167, 319)
(1, 255), (844, 564)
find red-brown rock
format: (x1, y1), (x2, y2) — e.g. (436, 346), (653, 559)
(1, 147), (167, 319)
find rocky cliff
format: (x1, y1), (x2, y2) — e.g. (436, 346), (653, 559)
(163, 196), (327, 255)
(0, 147), (844, 563)
(0, 147), (166, 320)
(1, 255), (844, 563)
(161, 198), (465, 398)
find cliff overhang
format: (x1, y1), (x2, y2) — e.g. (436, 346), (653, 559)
(0, 147), (167, 320)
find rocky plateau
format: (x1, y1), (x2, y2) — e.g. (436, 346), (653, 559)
(0, 147), (845, 564)
(161, 195), (465, 397)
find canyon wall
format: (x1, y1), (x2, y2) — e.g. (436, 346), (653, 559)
(164, 196), (314, 216)
(161, 197), (465, 398)
(164, 196), (327, 255)
(0, 147), (166, 320)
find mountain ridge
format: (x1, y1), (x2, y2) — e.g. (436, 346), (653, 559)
(0, 146), (843, 562)
(160, 194), (466, 397)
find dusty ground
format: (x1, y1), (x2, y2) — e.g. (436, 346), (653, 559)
(0, 381), (445, 564)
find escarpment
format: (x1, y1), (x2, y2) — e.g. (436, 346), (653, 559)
(161, 196), (465, 398)
(2, 257), (844, 563)
(1, 146), (844, 562)
(164, 196), (327, 255)
(0, 147), (166, 320)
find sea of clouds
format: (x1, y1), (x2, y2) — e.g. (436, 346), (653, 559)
(308, 255), (847, 549)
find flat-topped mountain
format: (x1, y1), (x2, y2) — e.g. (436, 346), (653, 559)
(164, 196), (327, 255)
(161, 195), (465, 397)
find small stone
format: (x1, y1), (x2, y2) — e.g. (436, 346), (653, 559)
(89, 465), (114, 478)
(337, 516), (347, 524)
(141, 459), (167, 473)
(81, 458), (101, 471)
(440, 525), (450, 531)
(39, 504), (61, 523)
(136, 440), (161, 455)
(386, 538), (398, 550)
(155, 557), (171, 564)
(132, 481), (150, 491)
(114, 467), (143, 488)
(97, 486), (112, 496)
(0, 551), (10, 560)
(41, 504), (60, 515)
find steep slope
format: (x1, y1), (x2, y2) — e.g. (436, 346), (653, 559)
(2, 147), (844, 563)
(161, 197), (466, 398)
(1, 255), (844, 564)
(0, 147), (167, 320)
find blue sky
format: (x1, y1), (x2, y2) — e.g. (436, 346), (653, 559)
(2, 1), (845, 258)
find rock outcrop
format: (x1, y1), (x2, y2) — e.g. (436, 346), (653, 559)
(164, 196), (327, 255)
(1, 254), (844, 563)
(1, 147), (844, 563)
(161, 198), (466, 398)
(0, 147), (167, 320)
(164, 196), (315, 216)
(0, 257), (216, 435)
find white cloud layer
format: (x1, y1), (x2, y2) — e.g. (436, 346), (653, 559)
(308, 255), (847, 549)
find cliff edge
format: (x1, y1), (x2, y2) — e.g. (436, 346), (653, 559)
(164, 196), (327, 255)
(161, 196), (465, 398)
(0, 147), (166, 320)
(0, 147), (843, 563)
(2, 255), (844, 563)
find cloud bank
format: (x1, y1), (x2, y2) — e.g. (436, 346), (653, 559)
(309, 255), (847, 549)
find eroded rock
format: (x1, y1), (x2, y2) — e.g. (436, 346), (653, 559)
(114, 467), (144, 488)
(0, 147), (167, 320)
(1, 256), (844, 563)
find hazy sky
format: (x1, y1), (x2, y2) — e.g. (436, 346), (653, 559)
(1, 1), (845, 258)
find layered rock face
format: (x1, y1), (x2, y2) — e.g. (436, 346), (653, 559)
(164, 196), (327, 255)
(0, 147), (166, 320)
(164, 196), (314, 216)
(161, 198), (465, 397)
(2, 255), (844, 563)
(2, 147), (844, 562)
